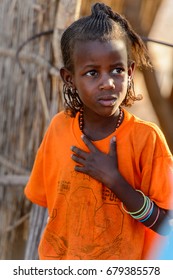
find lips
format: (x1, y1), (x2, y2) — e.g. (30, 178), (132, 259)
(98, 95), (117, 106)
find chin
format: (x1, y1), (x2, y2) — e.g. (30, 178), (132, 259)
(97, 110), (118, 119)
(101, 106), (119, 116)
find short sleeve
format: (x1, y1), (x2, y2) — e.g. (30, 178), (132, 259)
(149, 155), (173, 209)
(24, 133), (48, 207)
(140, 126), (173, 210)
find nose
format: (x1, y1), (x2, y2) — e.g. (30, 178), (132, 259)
(99, 74), (115, 90)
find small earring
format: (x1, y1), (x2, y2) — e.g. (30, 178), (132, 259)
(122, 76), (142, 107)
(69, 86), (75, 94)
(63, 83), (83, 113)
(128, 76), (132, 90)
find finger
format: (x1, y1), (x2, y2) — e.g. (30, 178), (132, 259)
(74, 165), (87, 173)
(71, 145), (88, 159)
(109, 136), (117, 157)
(71, 154), (85, 165)
(81, 135), (97, 152)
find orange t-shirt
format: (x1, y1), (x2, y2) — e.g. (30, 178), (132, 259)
(24, 109), (173, 260)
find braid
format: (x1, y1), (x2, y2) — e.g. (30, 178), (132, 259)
(111, 12), (151, 68)
(61, 3), (151, 116)
(90, 3), (151, 68)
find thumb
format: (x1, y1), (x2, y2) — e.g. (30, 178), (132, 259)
(109, 136), (117, 157)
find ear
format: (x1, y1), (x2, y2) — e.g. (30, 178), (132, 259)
(128, 61), (135, 79)
(60, 67), (74, 87)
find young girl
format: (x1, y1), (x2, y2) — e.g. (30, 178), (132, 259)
(24, 3), (173, 260)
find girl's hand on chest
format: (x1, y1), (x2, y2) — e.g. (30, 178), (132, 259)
(70, 134), (119, 187)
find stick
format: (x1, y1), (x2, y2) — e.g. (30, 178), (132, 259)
(5, 213), (30, 233)
(0, 175), (29, 187)
(0, 47), (59, 76)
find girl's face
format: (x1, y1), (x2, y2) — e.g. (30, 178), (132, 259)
(62, 39), (135, 118)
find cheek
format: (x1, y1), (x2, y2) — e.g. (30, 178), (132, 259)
(117, 76), (128, 93)
(76, 83), (94, 101)
(78, 92), (93, 105)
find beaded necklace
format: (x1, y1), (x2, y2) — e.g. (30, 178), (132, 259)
(79, 107), (124, 133)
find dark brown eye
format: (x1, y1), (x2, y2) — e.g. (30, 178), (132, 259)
(112, 68), (124, 75)
(86, 70), (98, 77)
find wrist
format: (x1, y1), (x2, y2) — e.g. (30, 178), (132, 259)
(107, 170), (122, 190)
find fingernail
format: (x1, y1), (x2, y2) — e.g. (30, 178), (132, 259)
(112, 136), (116, 142)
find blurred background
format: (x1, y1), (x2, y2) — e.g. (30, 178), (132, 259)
(0, 0), (172, 259)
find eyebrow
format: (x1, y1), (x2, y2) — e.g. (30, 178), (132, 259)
(81, 62), (125, 70)
(82, 64), (99, 69)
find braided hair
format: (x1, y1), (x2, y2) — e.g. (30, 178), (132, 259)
(61, 2), (151, 116)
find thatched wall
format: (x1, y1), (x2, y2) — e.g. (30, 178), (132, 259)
(0, 0), (60, 259)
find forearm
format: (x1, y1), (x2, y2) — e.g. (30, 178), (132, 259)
(109, 171), (171, 235)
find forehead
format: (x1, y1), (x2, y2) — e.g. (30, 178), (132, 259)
(72, 39), (128, 67)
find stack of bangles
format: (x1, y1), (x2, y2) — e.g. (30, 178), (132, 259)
(121, 190), (160, 228)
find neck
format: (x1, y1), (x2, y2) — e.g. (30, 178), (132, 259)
(79, 107), (123, 141)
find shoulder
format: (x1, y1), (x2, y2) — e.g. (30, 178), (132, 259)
(38, 111), (75, 149)
(50, 110), (72, 125)
(123, 109), (172, 157)
(123, 108), (161, 134)
(47, 110), (74, 133)
(123, 108), (163, 136)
